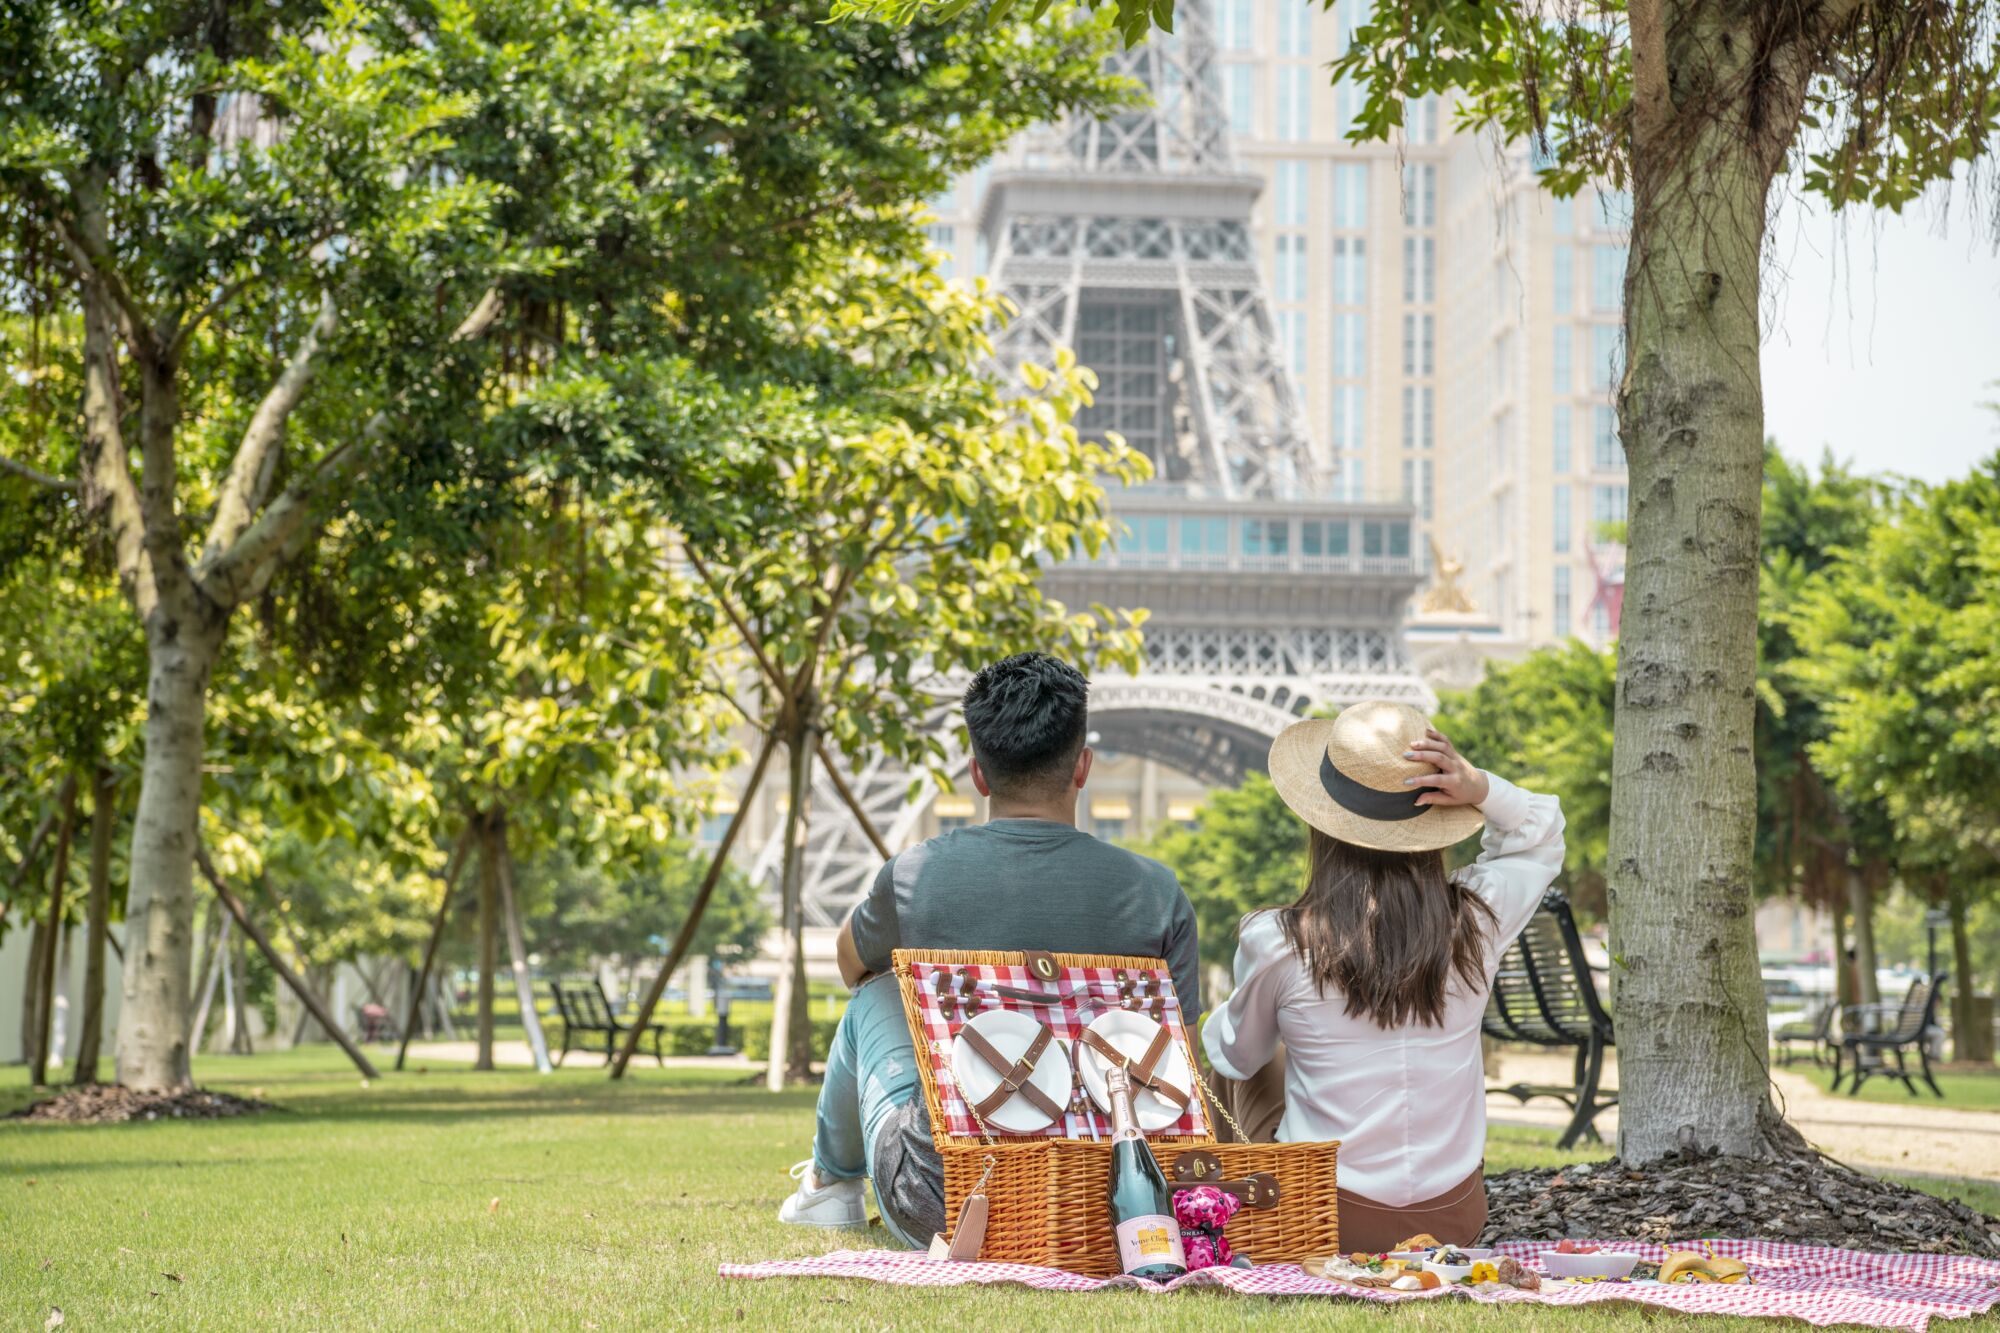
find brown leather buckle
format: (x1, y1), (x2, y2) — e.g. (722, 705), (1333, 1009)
(958, 1021), (1064, 1124)
(1170, 1152), (1281, 1209)
(1022, 950), (1060, 983)
(1080, 1024), (1191, 1112)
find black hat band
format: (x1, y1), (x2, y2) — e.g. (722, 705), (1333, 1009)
(1320, 750), (1428, 822)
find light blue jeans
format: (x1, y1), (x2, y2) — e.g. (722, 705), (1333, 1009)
(811, 974), (927, 1248)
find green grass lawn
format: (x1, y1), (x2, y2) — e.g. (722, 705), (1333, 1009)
(2, 1051), (1994, 1331)
(1791, 1061), (2000, 1110)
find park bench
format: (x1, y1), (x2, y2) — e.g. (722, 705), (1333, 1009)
(550, 978), (669, 1067)
(1772, 999), (1838, 1068)
(1832, 974), (1947, 1097)
(1482, 888), (1618, 1149)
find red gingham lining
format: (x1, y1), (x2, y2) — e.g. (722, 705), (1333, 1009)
(722, 1239), (2000, 1331)
(908, 959), (1208, 1141)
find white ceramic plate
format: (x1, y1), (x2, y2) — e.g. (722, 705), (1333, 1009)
(1391, 1246), (1493, 1263)
(948, 1008), (1072, 1136)
(1077, 1009), (1194, 1132)
(1540, 1251), (1641, 1280)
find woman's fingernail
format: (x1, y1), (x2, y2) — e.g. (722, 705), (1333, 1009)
(1403, 777), (1415, 785)
(1402, 751), (1416, 760)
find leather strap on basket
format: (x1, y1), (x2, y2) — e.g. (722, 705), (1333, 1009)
(958, 1021), (1065, 1123)
(1080, 1025), (1192, 1112)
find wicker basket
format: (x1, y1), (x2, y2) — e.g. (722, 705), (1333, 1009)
(894, 947), (1339, 1277)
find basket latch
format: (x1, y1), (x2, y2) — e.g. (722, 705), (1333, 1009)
(1171, 1150), (1282, 1209)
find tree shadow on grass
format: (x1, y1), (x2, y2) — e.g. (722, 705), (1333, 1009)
(195, 1084), (825, 1127)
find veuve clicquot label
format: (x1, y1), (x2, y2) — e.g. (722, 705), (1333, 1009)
(1103, 1065), (1187, 1280)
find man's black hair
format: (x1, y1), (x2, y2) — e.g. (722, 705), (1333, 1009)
(961, 652), (1090, 800)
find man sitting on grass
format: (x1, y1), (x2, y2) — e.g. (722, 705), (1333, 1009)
(777, 651), (1202, 1247)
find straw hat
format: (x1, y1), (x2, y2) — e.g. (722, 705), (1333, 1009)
(1266, 700), (1485, 853)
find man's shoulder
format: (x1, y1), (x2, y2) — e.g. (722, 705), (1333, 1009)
(1104, 842), (1186, 897)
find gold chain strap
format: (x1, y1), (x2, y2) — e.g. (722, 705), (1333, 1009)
(1188, 1059), (1250, 1145)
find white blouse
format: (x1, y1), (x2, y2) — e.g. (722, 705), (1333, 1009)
(1201, 774), (1565, 1208)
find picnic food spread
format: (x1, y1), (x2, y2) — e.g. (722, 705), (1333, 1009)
(1304, 1239), (1741, 1293)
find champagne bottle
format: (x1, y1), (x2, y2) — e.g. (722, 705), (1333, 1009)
(1104, 1065), (1186, 1280)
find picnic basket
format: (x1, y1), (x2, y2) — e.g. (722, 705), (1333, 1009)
(893, 947), (1339, 1277)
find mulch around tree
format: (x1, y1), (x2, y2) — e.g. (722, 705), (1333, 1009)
(8, 1084), (279, 1124)
(1482, 1147), (2000, 1257)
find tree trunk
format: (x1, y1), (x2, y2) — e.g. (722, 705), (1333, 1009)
(611, 727), (780, 1079)
(229, 926), (254, 1054)
(1946, 880), (1990, 1064)
(1607, 5), (1802, 1161)
(492, 814), (553, 1074)
(31, 780), (80, 1086)
(214, 917), (238, 1054)
(475, 814), (498, 1071)
(73, 768), (117, 1085)
(396, 828), (472, 1072)
(115, 622), (223, 1089)
(50, 927), (73, 1069)
(767, 727), (813, 1091)
(1845, 865), (1879, 1009)
(188, 909), (228, 1055)
(194, 851), (380, 1077)
(21, 916), (48, 1066)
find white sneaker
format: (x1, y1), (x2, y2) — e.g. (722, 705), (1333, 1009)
(777, 1159), (867, 1228)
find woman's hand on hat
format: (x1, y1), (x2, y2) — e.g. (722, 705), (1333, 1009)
(1402, 729), (1490, 808)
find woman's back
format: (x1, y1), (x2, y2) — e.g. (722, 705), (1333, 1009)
(1203, 775), (1564, 1208)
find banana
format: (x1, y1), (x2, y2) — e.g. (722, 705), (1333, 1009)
(1660, 1250), (1750, 1284)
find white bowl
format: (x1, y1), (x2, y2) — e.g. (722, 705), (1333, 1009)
(1540, 1250), (1642, 1281)
(1424, 1258), (1475, 1283)
(1385, 1249), (1432, 1262)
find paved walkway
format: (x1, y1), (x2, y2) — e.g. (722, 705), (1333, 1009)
(1486, 1050), (2000, 1182)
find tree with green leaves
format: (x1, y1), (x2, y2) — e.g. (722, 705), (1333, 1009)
(1788, 455), (2000, 1063)
(0, 0), (562, 1090)
(847, 0), (2000, 1163)
(665, 263), (1150, 1087)
(1756, 447), (1896, 1007)
(4, 0), (1122, 1090)
(1127, 774), (1304, 981)
(526, 842), (768, 982)
(1436, 641), (1619, 910)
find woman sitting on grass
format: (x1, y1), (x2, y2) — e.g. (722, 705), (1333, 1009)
(1203, 701), (1564, 1253)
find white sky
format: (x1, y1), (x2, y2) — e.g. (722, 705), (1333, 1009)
(1762, 180), (2000, 485)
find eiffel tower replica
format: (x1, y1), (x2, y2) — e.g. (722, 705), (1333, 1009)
(757, 2), (1431, 929)
(983, 2), (1317, 498)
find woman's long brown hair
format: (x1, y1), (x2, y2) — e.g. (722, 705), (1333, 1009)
(1275, 829), (1498, 1029)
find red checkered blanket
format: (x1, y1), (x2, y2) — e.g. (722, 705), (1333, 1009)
(907, 959), (1208, 1140)
(720, 1240), (2000, 1331)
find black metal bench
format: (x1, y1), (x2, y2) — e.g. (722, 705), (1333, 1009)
(1833, 974), (1947, 1097)
(1482, 888), (1617, 1149)
(550, 978), (668, 1067)
(1773, 999), (1837, 1068)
